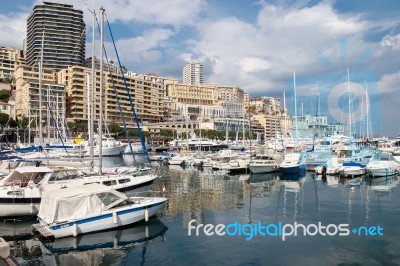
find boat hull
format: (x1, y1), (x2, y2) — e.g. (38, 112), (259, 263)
(0, 200), (40, 217)
(341, 167), (366, 176)
(367, 167), (399, 177)
(39, 198), (166, 238)
(0, 174), (157, 217)
(249, 165), (277, 174)
(280, 164), (306, 174)
(89, 145), (127, 157)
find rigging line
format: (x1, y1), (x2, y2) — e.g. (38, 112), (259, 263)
(105, 12), (152, 166)
(45, 97), (69, 155)
(93, 12), (137, 163)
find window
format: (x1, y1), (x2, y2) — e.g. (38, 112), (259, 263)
(102, 180), (117, 186)
(118, 178), (130, 184)
(83, 182), (100, 185)
(97, 192), (120, 206)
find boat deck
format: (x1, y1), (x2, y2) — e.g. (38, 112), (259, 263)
(32, 223), (54, 239)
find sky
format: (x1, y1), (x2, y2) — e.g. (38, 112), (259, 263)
(1, 0), (400, 137)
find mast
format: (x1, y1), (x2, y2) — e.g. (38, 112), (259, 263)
(98, 7), (104, 174)
(366, 83), (370, 139)
(293, 72), (298, 141)
(38, 31), (44, 147)
(283, 89), (287, 138)
(61, 94), (66, 141)
(225, 119), (229, 143)
(317, 85), (320, 117)
(347, 68), (352, 137)
(360, 94), (364, 139)
(46, 87), (51, 144)
(89, 5), (96, 159)
(242, 112), (246, 147)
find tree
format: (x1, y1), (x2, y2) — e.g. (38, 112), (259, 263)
(0, 90), (10, 102)
(67, 121), (87, 132)
(17, 116), (30, 128)
(159, 129), (174, 138)
(246, 105), (257, 116)
(108, 123), (124, 134)
(128, 129), (149, 139)
(0, 113), (15, 128)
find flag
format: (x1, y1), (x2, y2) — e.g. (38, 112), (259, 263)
(296, 84), (319, 97)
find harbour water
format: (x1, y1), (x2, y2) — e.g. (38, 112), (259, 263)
(2, 155), (400, 265)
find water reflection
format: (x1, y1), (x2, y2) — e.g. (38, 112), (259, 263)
(366, 176), (399, 194)
(164, 167), (247, 226)
(5, 219), (167, 266)
(4, 156), (400, 266)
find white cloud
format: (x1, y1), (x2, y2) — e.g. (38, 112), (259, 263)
(40, 0), (207, 27)
(377, 71), (400, 136)
(0, 12), (28, 49)
(105, 0), (206, 26)
(378, 70), (400, 95)
(102, 28), (174, 67)
(188, 2), (370, 94)
(240, 57), (270, 73)
(381, 34), (400, 50)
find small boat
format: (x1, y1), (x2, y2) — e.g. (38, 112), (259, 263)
(0, 166), (157, 217)
(339, 161), (366, 177)
(366, 152), (400, 177)
(33, 183), (167, 239)
(315, 156), (341, 176)
(249, 154), (281, 174)
(212, 158), (250, 173)
(279, 153), (307, 174)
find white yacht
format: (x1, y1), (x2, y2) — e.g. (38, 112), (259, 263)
(33, 183), (166, 239)
(279, 153), (307, 174)
(0, 165), (157, 217)
(366, 152), (400, 177)
(249, 154), (281, 174)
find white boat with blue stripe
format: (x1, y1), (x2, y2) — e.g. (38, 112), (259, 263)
(33, 184), (166, 239)
(279, 153), (307, 174)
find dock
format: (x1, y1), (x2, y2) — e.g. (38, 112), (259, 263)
(32, 223), (54, 239)
(0, 238), (19, 266)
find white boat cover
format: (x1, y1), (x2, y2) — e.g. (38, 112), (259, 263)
(0, 166), (53, 184)
(39, 183), (128, 224)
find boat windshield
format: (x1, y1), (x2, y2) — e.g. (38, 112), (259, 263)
(97, 192), (121, 206)
(319, 141), (331, 146)
(45, 171), (82, 183)
(339, 150), (353, 158)
(96, 191), (131, 210)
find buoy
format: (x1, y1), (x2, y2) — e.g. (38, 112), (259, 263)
(112, 211), (118, 226)
(144, 209), (149, 222)
(72, 224), (78, 237)
(30, 203), (34, 214)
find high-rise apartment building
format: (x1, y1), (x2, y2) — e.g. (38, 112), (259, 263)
(57, 66), (164, 125)
(14, 65), (65, 123)
(0, 47), (25, 80)
(183, 62), (204, 85)
(26, 2), (85, 70)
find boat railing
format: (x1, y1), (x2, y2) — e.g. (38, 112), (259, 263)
(128, 189), (167, 198)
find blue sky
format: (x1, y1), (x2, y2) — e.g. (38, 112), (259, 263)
(1, 0), (400, 137)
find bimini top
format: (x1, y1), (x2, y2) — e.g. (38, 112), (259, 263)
(0, 166), (54, 185)
(39, 183), (129, 224)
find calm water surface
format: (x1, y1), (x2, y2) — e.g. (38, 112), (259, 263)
(2, 155), (400, 266)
